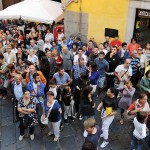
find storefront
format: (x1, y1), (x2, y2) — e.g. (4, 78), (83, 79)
(133, 9), (150, 47)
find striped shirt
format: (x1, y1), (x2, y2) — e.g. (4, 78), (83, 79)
(130, 57), (140, 75)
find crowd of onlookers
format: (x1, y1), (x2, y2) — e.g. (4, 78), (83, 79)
(0, 22), (150, 150)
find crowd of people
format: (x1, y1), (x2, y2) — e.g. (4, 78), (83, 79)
(0, 22), (150, 150)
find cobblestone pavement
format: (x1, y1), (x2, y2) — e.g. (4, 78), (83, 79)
(0, 91), (149, 150)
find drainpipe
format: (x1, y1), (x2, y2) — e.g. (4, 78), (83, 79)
(79, 0), (82, 38)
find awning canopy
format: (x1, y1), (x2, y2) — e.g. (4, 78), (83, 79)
(0, 0), (63, 24)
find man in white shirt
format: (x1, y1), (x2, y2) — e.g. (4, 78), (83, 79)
(114, 58), (132, 89)
(12, 74), (26, 122)
(73, 48), (87, 65)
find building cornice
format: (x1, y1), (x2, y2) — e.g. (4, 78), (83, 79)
(61, 0), (78, 11)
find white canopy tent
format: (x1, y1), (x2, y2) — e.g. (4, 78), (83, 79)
(0, 0), (63, 24)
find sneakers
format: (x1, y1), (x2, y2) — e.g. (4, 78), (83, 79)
(100, 134), (104, 138)
(19, 135), (24, 141)
(53, 137), (59, 142)
(79, 115), (83, 120)
(30, 134), (34, 140)
(2, 96), (6, 100)
(101, 140), (109, 148)
(47, 132), (54, 136)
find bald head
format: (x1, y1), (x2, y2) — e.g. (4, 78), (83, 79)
(63, 46), (68, 54)
(15, 74), (22, 85)
(124, 58), (131, 68)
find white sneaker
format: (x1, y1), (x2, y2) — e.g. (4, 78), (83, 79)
(19, 135), (24, 141)
(30, 134), (34, 140)
(101, 141), (109, 148)
(100, 134), (104, 138)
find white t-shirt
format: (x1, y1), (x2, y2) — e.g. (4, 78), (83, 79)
(115, 64), (132, 81)
(133, 117), (147, 139)
(49, 87), (57, 98)
(73, 54), (87, 64)
(45, 33), (54, 42)
(27, 55), (38, 65)
(43, 43), (52, 52)
(11, 48), (18, 53)
(115, 64), (132, 88)
(58, 33), (64, 41)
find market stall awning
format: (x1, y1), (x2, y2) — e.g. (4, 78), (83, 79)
(0, 0), (63, 24)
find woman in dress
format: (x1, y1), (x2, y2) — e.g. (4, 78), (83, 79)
(118, 80), (135, 125)
(18, 90), (37, 141)
(42, 91), (62, 141)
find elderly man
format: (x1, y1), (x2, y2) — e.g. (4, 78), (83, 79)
(46, 50), (56, 79)
(12, 74), (26, 122)
(26, 65), (47, 86)
(4, 45), (17, 64)
(114, 58), (132, 89)
(62, 46), (73, 76)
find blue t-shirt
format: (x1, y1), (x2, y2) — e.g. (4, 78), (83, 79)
(43, 100), (61, 122)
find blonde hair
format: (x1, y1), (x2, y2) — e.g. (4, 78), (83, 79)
(83, 118), (96, 128)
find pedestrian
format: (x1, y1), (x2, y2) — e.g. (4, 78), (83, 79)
(83, 118), (101, 149)
(18, 90), (37, 141)
(42, 91), (62, 141)
(130, 111), (148, 150)
(97, 87), (117, 148)
(62, 85), (75, 123)
(118, 80), (135, 125)
(80, 85), (95, 120)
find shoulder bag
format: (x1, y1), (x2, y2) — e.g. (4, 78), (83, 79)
(41, 100), (55, 125)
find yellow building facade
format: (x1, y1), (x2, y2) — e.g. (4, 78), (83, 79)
(64, 0), (150, 46)
(65, 0), (130, 43)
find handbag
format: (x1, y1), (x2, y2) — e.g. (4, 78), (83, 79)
(106, 107), (112, 115)
(41, 100), (55, 125)
(23, 114), (33, 128)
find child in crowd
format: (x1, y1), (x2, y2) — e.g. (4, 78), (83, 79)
(62, 85), (75, 123)
(83, 118), (101, 149)
(130, 111), (148, 150)
(49, 80), (57, 98)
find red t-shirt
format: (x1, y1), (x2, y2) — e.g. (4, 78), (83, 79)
(128, 43), (140, 56)
(110, 40), (122, 48)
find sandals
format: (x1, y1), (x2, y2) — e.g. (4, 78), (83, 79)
(119, 119), (124, 125)
(47, 132), (53, 136)
(53, 137), (59, 142)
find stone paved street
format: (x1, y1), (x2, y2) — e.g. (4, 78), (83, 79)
(0, 91), (149, 150)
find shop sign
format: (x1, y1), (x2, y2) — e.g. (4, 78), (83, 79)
(138, 10), (150, 18)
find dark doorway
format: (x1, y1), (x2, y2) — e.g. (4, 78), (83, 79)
(133, 9), (150, 47)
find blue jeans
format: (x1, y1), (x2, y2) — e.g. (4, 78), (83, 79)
(130, 135), (144, 150)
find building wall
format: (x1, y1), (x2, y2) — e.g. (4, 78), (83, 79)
(65, 0), (130, 43)
(0, 0), (3, 10)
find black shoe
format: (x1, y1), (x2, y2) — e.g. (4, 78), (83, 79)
(15, 117), (19, 123)
(64, 119), (68, 124)
(68, 116), (74, 121)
